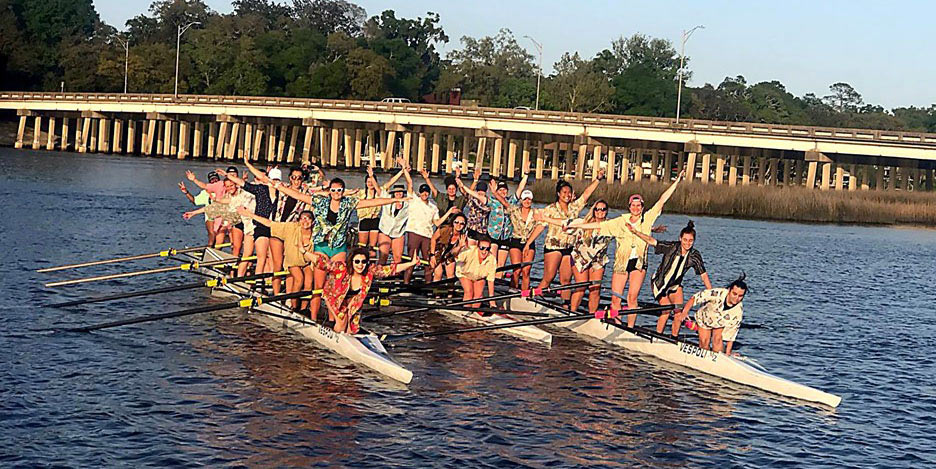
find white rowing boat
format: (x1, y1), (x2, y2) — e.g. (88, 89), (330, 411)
(197, 248), (414, 384)
(436, 307), (553, 345)
(509, 297), (841, 408)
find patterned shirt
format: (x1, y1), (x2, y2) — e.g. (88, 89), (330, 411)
(507, 206), (538, 242)
(486, 195), (517, 240)
(540, 197), (588, 250)
(242, 182), (276, 219)
(568, 218), (613, 272)
(650, 241), (706, 298)
(464, 196), (491, 234)
(597, 198), (665, 272)
(313, 255), (398, 334)
(309, 194), (359, 249)
(355, 190), (382, 220)
(692, 288), (744, 342)
(274, 185), (309, 222)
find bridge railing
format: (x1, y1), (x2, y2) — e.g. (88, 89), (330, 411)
(3, 91), (936, 147)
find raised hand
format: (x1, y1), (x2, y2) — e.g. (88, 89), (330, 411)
(177, 182), (188, 194)
(596, 168), (606, 180)
(419, 167), (430, 179)
(185, 170), (196, 182)
(182, 211), (195, 220)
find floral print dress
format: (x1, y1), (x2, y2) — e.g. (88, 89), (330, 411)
(313, 255), (399, 334)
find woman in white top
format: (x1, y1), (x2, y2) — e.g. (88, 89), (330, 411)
(404, 182), (456, 283)
(377, 161), (414, 265)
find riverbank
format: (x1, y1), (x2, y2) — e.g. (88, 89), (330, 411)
(530, 178), (936, 226)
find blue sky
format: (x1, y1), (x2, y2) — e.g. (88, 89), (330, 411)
(95, 0), (935, 109)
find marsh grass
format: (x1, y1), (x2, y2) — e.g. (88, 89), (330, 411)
(530, 179), (936, 226)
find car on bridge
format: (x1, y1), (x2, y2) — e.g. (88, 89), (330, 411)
(381, 97), (411, 103)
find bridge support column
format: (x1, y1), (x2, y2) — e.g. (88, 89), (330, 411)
(351, 129), (362, 168)
(254, 125), (266, 161)
(265, 125), (276, 162)
(300, 127), (313, 164)
(617, 148), (629, 183)
(244, 124), (254, 161)
(217, 122), (230, 160)
(755, 157), (765, 184)
(859, 165), (870, 190)
(97, 118), (109, 153)
(714, 155), (726, 184)
(606, 147), (616, 184)
(893, 166), (903, 191)
(366, 130), (377, 167)
(457, 135), (469, 173)
(113, 120), (123, 153)
(805, 162), (817, 189)
(475, 137), (487, 175)
(90, 119), (100, 153)
(329, 128), (340, 167)
(549, 142), (560, 180)
(926, 169), (934, 191)
(445, 135), (456, 174)
(534, 141), (545, 180)
(650, 151), (660, 182)
(61, 118), (70, 151)
(343, 129), (353, 167)
(834, 165), (845, 190)
(80, 118), (91, 153)
(574, 141), (587, 180)
(820, 162), (831, 190)
(415, 132), (427, 170)
(31, 116), (41, 150)
(191, 122), (202, 158)
(848, 164), (858, 191)
(399, 132), (411, 168)
(127, 120), (137, 154)
(873, 165), (884, 190)
(164, 121), (174, 157)
(590, 145), (601, 180)
(634, 149), (645, 182)
(685, 152), (697, 182)
(46, 117), (56, 150)
(382, 131), (395, 169)
(15, 115), (27, 149)
(781, 159), (792, 186)
(521, 140), (531, 178)
(699, 153), (711, 184)
(765, 159), (777, 186)
(178, 121), (190, 159)
(727, 156), (739, 186)
(508, 138), (520, 179)
(429, 133), (441, 173)
(276, 126), (287, 162)
(203, 123), (214, 159)
(741, 156), (751, 185)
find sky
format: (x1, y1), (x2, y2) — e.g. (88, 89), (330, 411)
(94, 0), (936, 109)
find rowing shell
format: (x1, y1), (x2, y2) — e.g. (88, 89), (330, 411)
(198, 248), (413, 384)
(436, 307), (553, 345)
(509, 297), (841, 408)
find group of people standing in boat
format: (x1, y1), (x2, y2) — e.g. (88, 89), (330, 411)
(178, 153), (748, 355)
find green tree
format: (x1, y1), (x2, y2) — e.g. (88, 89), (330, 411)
(443, 28), (534, 106)
(544, 52), (612, 113)
(364, 10), (447, 99)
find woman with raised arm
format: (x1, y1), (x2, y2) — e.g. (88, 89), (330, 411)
(377, 158), (414, 265)
(626, 220), (712, 334)
(537, 199), (613, 314)
(458, 175), (528, 274)
(420, 168), (465, 222)
(404, 182), (456, 284)
(429, 213), (469, 281)
(308, 248), (422, 334)
(531, 170), (604, 302)
(357, 164), (406, 247)
(217, 156), (282, 292)
(237, 207), (315, 312)
(490, 186), (538, 290)
(274, 175), (401, 322)
(570, 171), (684, 327)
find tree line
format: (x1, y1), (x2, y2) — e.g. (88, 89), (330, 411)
(1, 0), (934, 132)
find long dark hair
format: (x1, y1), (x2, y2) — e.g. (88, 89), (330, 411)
(555, 180), (572, 201)
(451, 213), (467, 232)
(346, 247), (372, 272)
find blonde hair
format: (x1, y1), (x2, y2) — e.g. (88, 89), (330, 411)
(581, 199), (608, 244)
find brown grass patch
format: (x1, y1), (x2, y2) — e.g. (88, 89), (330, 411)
(529, 179), (936, 226)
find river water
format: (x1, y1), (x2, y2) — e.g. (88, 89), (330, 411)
(1, 149), (934, 467)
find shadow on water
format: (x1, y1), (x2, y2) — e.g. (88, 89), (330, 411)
(2, 149), (935, 467)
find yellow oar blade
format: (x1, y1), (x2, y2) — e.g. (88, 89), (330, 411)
(36, 243), (230, 273)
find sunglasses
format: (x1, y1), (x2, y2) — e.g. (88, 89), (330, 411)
(453, 221), (465, 225)
(330, 188), (344, 193)
(478, 245), (491, 251)
(594, 207), (608, 212)
(352, 259), (368, 265)
(290, 175), (303, 180)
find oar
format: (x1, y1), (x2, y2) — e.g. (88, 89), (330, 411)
(367, 279), (598, 320)
(606, 291), (763, 329)
(380, 302), (671, 342)
(362, 299), (547, 317)
(47, 271), (289, 308)
(374, 261), (534, 294)
(44, 256), (256, 288)
(36, 243), (230, 273)
(51, 289), (318, 333)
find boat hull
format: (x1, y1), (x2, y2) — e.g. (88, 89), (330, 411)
(437, 308), (553, 345)
(510, 297), (841, 408)
(199, 249), (413, 384)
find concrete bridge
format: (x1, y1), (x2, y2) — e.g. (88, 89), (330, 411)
(2, 91), (935, 191)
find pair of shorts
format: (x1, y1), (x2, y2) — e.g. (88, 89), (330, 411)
(253, 224), (271, 239)
(314, 242), (347, 258)
(616, 257), (645, 274)
(503, 238), (536, 251)
(233, 222), (244, 231)
(359, 217), (379, 232)
(653, 283), (681, 301)
(467, 228), (484, 241)
(493, 237), (512, 249)
(544, 246), (572, 257)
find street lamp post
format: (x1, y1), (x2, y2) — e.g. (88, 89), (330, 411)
(524, 35), (543, 111)
(675, 25), (704, 124)
(175, 21), (201, 98)
(115, 35), (129, 94)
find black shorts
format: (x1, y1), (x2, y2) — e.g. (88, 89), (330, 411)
(359, 217), (379, 232)
(467, 228), (484, 241)
(625, 258), (643, 273)
(504, 238), (534, 251)
(493, 237), (512, 249)
(544, 246), (572, 257)
(234, 222), (244, 231)
(253, 224), (271, 239)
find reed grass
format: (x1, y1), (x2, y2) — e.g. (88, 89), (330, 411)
(529, 179), (936, 226)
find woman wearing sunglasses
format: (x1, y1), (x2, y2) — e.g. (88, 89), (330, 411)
(274, 177), (402, 324)
(429, 213), (469, 281)
(570, 171), (684, 327)
(537, 199), (613, 314)
(357, 163), (406, 248)
(307, 248), (423, 333)
(453, 235), (498, 309)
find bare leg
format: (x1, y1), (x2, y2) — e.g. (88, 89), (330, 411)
(588, 267), (604, 313)
(377, 233), (392, 264)
(253, 237), (270, 279)
(570, 266), (588, 312)
(557, 255), (573, 301)
(237, 235), (255, 277)
(698, 327), (712, 350)
(625, 269), (646, 328)
(288, 266), (303, 309)
(444, 262), (456, 279)
(658, 288), (684, 334)
(230, 227), (244, 257)
(537, 251), (562, 290)
(520, 248), (534, 290)
(358, 229), (369, 247)
(311, 265), (327, 321)
(460, 277), (475, 308)
(609, 272), (628, 312)
(204, 219), (216, 246)
(390, 236), (406, 264)
(269, 237), (285, 295)
(472, 279), (486, 310)
(711, 328), (724, 353)
(507, 247), (522, 287)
